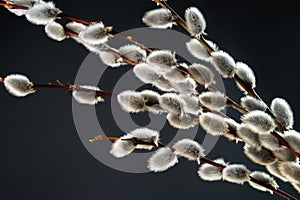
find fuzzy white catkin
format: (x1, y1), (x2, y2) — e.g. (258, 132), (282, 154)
(142, 8), (175, 29)
(241, 110), (275, 133)
(279, 162), (300, 184)
(249, 171), (279, 194)
(147, 147), (178, 172)
(133, 63), (162, 84)
(117, 90), (145, 113)
(259, 133), (281, 151)
(72, 85), (104, 105)
(26, 1), (61, 25)
(130, 128), (160, 150)
(283, 130), (300, 154)
(45, 21), (66, 41)
(210, 51), (237, 78)
(186, 39), (217, 61)
(185, 7), (206, 36)
(163, 67), (186, 82)
(173, 77), (197, 95)
(118, 45), (147, 63)
(153, 77), (176, 92)
(159, 93), (184, 115)
(167, 113), (199, 130)
(244, 145), (276, 165)
(3, 74), (35, 97)
(198, 158), (226, 181)
(146, 50), (176, 71)
(66, 21), (87, 33)
(240, 96), (267, 112)
(199, 91), (227, 111)
(199, 113), (228, 136)
(187, 64), (215, 87)
(237, 124), (261, 148)
(99, 50), (125, 68)
(7, 0), (36, 16)
(223, 119), (240, 142)
(271, 98), (294, 130)
(110, 135), (136, 158)
(273, 147), (298, 162)
(235, 62), (256, 91)
(173, 139), (205, 163)
(79, 23), (108, 45)
(222, 164), (251, 184)
(266, 162), (289, 182)
(179, 94), (201, 115)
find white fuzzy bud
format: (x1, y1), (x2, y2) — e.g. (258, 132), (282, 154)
(167, 113), (199, 130)
(110, 135), (136, 158)
(7, 0), (36, 16)
(139, 90), (163, 113)
(143, 8), (175, 29)
(130, 128), (160, 150)
(117, 90), (145, 113)
(79, 23), (108, 45)
(188, 64), (215, 87)
(186, 39), (217, 61)
(146, 50), (176, 70)
(163, 67), (185, 82)
(266, 162), (289, 182)
(199, 113), (228, 136)
(118, 45), (147, 63)
(179, 94), (201, 115)
(198, 158), (226, 181)
(240, 96), (267, 112)
(237, 124), (261, 148)
(199, 91), (227, 111)
(222, 164), (251, 184)
(283, 130), (300, 155)
(273, 147), (298, 162)
(147, 147), (178, 172)
(249, 171), (279, 194)
(99, 50), (126, 68)
(45, 21), (66, 41)
(223, 119), (240, 142)
(244, 145), (276, 165)
(159, 93), (184, 115)
(3, 74), (35, 97)
(210, 51), (237, 78)
(279, 162), (300, 184)
(173, 77), (197, 95)
(173, 139), (205, 163)
(235, 62), (256, 91)
(271, 98), (294, 130)
(241, 110), (275, 133)
(133, 63), (162, 84)
(66, 21), (87, 33)
(185, 7), (206, 36)
(259, 133), (280, 151)
(26, 1), (61, 25)
(72, 85), (104, 105)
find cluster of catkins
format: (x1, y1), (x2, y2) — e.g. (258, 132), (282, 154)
(1, 0), (300, 198)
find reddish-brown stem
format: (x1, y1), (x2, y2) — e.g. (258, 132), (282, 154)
(89, 135), (119, 143)
(0, 3), (28, 9)
(105, 48), (138, 66)
(64, 27), (79, 38)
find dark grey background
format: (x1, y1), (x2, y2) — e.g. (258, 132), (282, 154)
(0, 0), (299, 199)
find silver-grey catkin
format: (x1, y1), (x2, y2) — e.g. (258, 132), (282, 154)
(173, 139), (205, 163)
(249, 171), (278, 194)
(159, 93), (185, 115)
(240, 96), (267, 112)
(271, 98), (294, 130)
(185, 7), (206, 36)
(279, 162), (300, 185)
(117, 90), (145, 113)
(241, 110), (275, 133)
(142, 8), (175, 29)
(199, 112), (228, 136)
(167, 113), (199, 130)
(237, 124), (261, 148)
(244, 145), (276, 165)
(199, 91), (227, 111)
(147, 147), (178, 172)
(210, 51), (237, 78)
(222, 164), (251, 184)
(235, 62), (256, 91)
(187, 63), (215, 87)
(198, 158), (226, 181)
